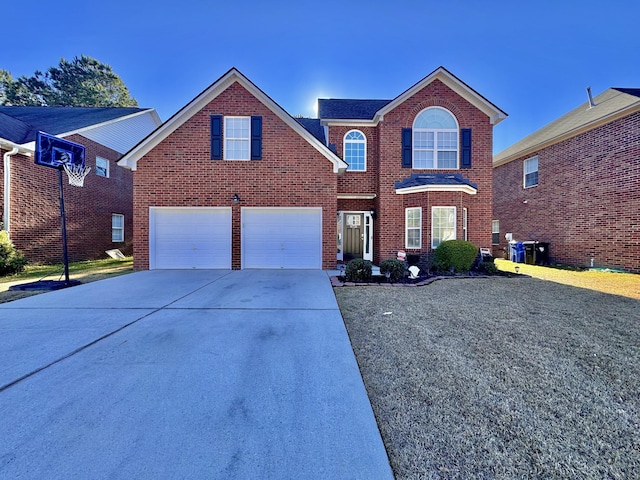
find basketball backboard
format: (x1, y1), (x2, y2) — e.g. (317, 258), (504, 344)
(35, 131), (85, 169)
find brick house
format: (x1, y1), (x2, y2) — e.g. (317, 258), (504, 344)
(0, 107), (161, 263)
(493, 88), (640, 273)
(118, 67), (506, 270)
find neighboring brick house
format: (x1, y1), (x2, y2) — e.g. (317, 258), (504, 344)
(0, 107), (161, 263)
(493, 88), (640, 273)
(118, 67), (506, 270)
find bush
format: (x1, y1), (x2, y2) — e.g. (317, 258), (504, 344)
(434, 240), (478, 273)
(0, 230), (28, 276)
(345, 258), (372, 282)
(479, 261), (499, 274)
(379, 259), (406, 282)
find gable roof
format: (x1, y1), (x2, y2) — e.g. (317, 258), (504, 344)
(494, 88), (640, 166)
(118, 68), (348, 174)
(319, 66), (507, 126)
(0, 106), (161, 154)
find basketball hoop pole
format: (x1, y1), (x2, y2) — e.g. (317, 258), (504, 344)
(58, 168), (71, 285)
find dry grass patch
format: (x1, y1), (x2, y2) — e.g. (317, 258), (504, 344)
(335, 278), (640, 479)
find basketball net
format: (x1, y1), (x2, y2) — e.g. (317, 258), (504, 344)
(62, 163), (91, 187)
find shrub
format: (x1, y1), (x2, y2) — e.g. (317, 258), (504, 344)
(345, 258), (372, 282)
(434, 240), (478, 273)
(0, 230), (28, 276)
(479, 261), (499, 274)
(379, 259), (406, 282)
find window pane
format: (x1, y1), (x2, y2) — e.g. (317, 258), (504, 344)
(345, 133), (366, 171)
(437, 151), (457, 169)
(432, 207), (455, 248)
(414, 108), (457, 129)
(438, 131), (458, 149)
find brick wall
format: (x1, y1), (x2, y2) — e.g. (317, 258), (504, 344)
(493, 111), (640, 273)
(2, 136), (133, 264)
(132, 81), (338, 270)
(328, 79), (494, 264)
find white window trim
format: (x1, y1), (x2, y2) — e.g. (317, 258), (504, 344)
(112, 214), (124, 243)
(463, 207), (468, 241)
(413, 107), (459, 170)
(405, 207), (422, 249)
(431, 206), (456, 249)
(492, 220), (500, 245)
(224, 116), (251, 161)
(96, 156), (109, 178)
(343, 129), (367, 172)
(523, 156), (539, 188)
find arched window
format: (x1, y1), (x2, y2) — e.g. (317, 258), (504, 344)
(344, 130), (366, 171)
(413, 107), (459, 169)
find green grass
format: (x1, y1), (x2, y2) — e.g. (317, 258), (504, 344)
(0, 257), (133, 283)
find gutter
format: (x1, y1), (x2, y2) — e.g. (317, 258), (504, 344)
(1, 140), (33, 237)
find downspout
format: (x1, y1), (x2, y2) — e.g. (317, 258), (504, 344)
(3, 147), (19, 236)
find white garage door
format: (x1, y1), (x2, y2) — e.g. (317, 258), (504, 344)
(242, 208), (322, 269)
(150, 207), (232, 269)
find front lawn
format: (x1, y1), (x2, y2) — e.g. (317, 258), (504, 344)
(0, 257), (133, 303)
(335, 277), (640, 479)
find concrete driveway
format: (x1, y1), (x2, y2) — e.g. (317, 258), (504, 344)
(0, 270), (393, 479)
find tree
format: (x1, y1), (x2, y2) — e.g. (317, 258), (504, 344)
(0, 55), (137, 107)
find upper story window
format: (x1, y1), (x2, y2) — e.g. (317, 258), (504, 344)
(524, 156), (538, 188)
(211, 115), (262, 161)
(344, 130), (366, 171)
(413, 107), (459, 169)
(96, 156), (109, 177)
(224, 117), (250, 160)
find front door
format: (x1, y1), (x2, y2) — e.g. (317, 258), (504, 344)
(337, 211), (373, 263)
(344, 213), (364, 261)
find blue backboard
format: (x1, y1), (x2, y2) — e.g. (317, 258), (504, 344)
(35, 131), (85, 169)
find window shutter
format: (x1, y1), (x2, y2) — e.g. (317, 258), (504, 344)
(251, 116), (262, 160)
(210, 115), (222, 160)
(461, 128), (472, 169)
(402, 128), (412, 168)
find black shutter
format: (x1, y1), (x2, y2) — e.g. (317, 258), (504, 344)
(251, 116), (262, 160)
(210, 115), (222, 160)
(461, 128), (472, 169)
(402, 128), (412, 168)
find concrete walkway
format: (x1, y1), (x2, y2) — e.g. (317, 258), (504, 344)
(0, 270), (393, 479)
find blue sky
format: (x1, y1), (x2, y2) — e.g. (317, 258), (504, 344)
(3, 0), (638, 153)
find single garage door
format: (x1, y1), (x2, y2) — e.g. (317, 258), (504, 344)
(150, 207), (232, 269)
(242, 208), (322, 269)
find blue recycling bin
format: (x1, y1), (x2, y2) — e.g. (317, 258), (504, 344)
(509, 242), (525, 263)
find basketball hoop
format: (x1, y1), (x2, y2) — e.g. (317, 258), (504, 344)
(62, 163), (91, 187)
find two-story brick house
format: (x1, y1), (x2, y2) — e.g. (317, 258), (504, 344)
(118, 67), (506, 270)
(1, 106), (161, 263)
(493, 87), (640, 273)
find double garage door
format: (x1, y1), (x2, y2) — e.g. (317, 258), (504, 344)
(150, 207), (322, 269)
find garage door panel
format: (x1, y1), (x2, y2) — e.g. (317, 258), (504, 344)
(151, 208), (231, 269)
(242, 208), (322, 269)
